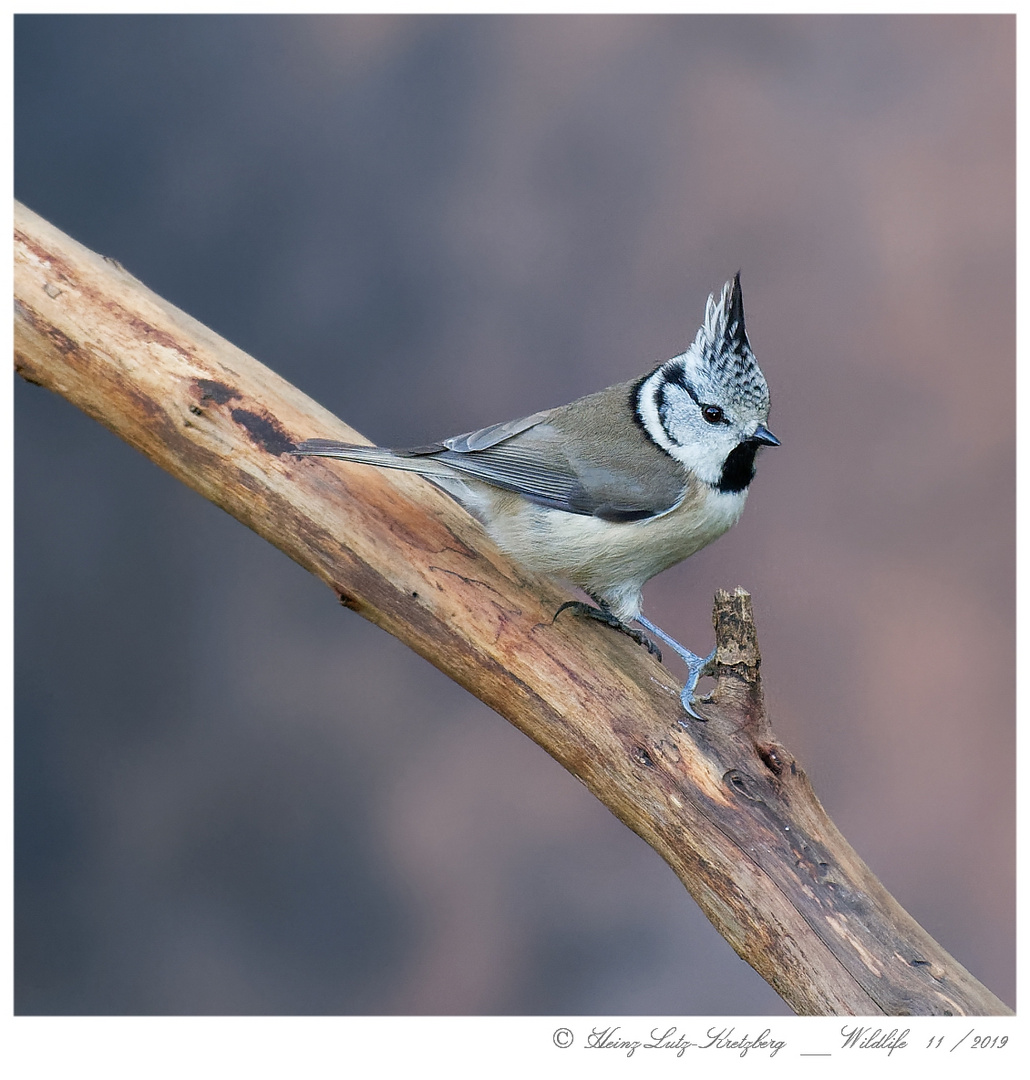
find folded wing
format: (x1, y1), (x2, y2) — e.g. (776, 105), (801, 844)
(293, 399), (686, 523)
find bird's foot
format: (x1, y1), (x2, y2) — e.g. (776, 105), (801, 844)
(634, 615), (716, 722)
(553, 600), (663, 661)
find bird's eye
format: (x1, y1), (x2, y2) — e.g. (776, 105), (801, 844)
(702, 404), (725, 424)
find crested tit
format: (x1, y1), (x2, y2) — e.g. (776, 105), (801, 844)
(293, 274), (777, 719)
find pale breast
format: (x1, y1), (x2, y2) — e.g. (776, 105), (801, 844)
(479, 479), (748, 621)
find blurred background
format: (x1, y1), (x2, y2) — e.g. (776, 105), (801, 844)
(15, 14), (1014, 1014)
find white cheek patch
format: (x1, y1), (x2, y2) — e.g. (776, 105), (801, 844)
(635, 368), (678, 455)
(635, 368), (727, 486)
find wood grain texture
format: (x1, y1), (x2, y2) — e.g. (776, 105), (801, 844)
(14, 200), (1011, 1016)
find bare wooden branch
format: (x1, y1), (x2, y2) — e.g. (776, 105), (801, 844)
(13, 200), (1011, 1016)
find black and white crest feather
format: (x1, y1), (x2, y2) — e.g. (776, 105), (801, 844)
(687, 272), (767, 411)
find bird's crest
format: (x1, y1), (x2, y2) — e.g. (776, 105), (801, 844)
(685, 273), (768, 410)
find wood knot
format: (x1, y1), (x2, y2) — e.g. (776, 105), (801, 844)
(724, 769), (765, 802)
(757, 742), (787, 775)
(632, 745), (655, 769)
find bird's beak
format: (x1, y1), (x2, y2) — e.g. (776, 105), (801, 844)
(752, 424), (780, 447)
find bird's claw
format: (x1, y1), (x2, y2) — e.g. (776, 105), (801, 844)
(678, 647), (717, 722)
(626, 627), (662, 659)
(553, 600), (663, 661)
(634, 615), (716, 723)
(556, 604), (716, 718)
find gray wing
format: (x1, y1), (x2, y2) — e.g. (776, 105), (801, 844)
(406, 403), (686, 522)
(294, 386), (688, 521)
(441, 410), (552, 452)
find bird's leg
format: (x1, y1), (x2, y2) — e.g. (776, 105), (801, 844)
(634, 615), (716, 722)
(553, 599), (663, 661)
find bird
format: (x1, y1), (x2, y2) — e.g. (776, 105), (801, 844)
(291, 274), (778, 720)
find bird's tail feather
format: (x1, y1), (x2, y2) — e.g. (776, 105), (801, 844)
(291, 439), (453, 481)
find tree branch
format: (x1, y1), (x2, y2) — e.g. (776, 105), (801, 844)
(13, 200), (1010, 1016)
